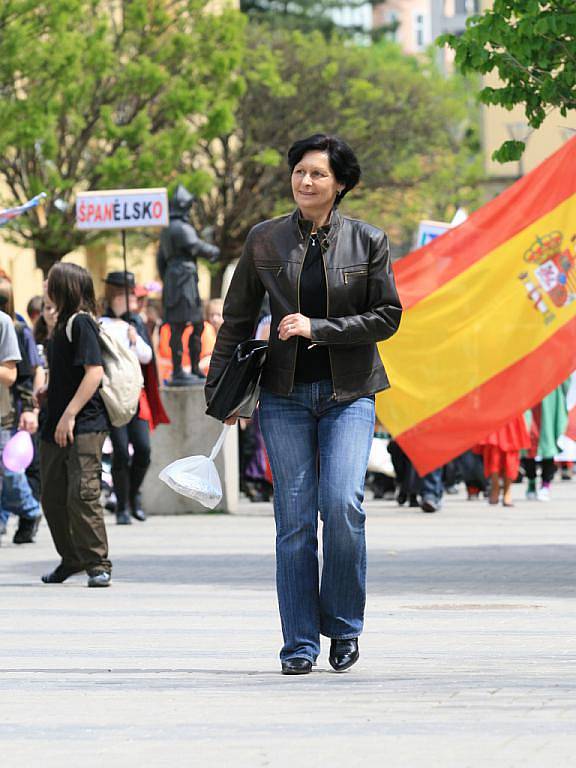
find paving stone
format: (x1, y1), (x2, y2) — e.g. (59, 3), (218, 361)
(1, 481), (575, 766)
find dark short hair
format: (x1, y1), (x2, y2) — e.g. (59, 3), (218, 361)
(47, 262), (96, 329)
(27, 295), (43, 319)
(287, 134), (361, 205)
(0, 278), (14, 320)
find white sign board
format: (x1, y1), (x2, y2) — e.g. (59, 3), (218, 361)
(416, 219), (450, 249)
(76, 188), (168, 230)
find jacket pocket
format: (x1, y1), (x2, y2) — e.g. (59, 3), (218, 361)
(343, 268), (368, 284)
(255, 263), (283, 277)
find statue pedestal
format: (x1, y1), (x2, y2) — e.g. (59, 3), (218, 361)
(142, 385), (238, 514)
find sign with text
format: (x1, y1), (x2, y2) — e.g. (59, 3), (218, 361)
(415, 219), (450, 249)
(76, 188), (168, 230)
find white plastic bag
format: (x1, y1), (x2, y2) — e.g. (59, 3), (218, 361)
(158, 426), (230, 509)
(367, 437), (395, 477)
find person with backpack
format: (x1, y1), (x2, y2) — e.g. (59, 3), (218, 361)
(40, 263), (112, 588)
(100, 271), (168, 524)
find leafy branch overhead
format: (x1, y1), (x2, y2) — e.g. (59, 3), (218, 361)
(438, 0), (576, 162)
(0, 0), (245, 274)
(189, 29), (482, 269)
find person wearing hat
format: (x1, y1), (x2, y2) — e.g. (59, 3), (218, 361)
(101, 271), (169, 524)
(157, 184), (220, 386)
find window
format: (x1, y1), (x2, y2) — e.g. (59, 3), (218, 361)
(414, 13), (426, 49)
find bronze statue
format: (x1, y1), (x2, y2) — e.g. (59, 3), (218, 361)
(157, 184), (220, 386)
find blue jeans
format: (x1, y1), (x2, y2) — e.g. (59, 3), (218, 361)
(0, 428), (41, 525)
(259, 380), (375, 662)
(0, 470), (42, 524)
(421, 468), (443, 505)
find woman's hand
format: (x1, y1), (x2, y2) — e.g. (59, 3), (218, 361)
(278, 313), (311, 341)
(55, 410), (76, 447)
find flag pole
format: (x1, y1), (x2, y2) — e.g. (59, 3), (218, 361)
(121, 229), (130, 320)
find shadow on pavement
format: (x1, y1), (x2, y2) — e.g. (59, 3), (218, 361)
(15, 544), (576, 597)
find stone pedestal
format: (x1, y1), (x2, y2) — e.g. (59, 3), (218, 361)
(142, 385), (238, 514)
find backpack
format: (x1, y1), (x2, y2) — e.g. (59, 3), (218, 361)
(66, 312), (144, 428)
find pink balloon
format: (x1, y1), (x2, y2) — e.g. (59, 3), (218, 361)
(2, 430), (34, 473)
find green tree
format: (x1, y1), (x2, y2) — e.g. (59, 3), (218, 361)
(188, 29), (481, 286)
(438, 0), (576, 163)
(0, 0), (245, 274)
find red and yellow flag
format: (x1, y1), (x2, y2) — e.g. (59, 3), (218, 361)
(377, 137), (576, 475)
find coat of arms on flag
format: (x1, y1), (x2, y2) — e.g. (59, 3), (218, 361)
(519, 231), (576, 325)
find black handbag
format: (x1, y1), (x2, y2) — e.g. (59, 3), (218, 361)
(205, 339), (268, 421)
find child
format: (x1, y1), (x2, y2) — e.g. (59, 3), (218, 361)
(477, 415), (530, 507)
(40, 263), (112, 587)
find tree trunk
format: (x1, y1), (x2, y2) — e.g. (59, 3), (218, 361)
(35, 247), (68, 278)
(210, 266), (225, 299)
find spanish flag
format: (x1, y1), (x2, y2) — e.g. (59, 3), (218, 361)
(377, 137), (576, 475)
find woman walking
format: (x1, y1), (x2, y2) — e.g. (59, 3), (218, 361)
(205, 134), (402, 674)
(100, 271), (168, 524)
(40, 263), (111, 587)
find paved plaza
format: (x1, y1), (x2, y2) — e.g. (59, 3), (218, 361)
(1, 480), (576, 767)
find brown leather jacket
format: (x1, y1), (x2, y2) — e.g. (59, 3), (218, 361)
(205, 209), (402, 406)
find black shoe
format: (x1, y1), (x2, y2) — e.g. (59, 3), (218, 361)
(397, 491), (407, 506)
(87, 571), (111, 588)
(13, 515), (41, 544)
(409, 494), (420, 507)
(41, 563), (83, 584)
(129, 492), (146, 522)
(281, 658), (313, 675)
(329, 638), (359, 672)
(129, 468), (148, 521)
(116, 510), (132, 525)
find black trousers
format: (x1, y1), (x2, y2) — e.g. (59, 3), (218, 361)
(524, 457), (556, 483)
(388, 440), (421, 495)
(110, 415), (151, 472)
(110, 415), (151, 511)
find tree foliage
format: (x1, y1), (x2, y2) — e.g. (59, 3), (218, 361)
(189, 29), (482, 275)
(438, 0), (576, 163)
(0, 0), (245, 273)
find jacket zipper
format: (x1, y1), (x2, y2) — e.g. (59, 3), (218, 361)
(256, 264), (283, 277)
(321, 245), (337, 400)
(289, 233), (308, 395)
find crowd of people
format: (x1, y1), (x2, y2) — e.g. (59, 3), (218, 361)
(0, 260), (576, 567)
(0, 265), (227, 586)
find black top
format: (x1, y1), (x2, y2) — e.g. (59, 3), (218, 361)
(42, 314), (109, 443)
(294, 234), (332, 384)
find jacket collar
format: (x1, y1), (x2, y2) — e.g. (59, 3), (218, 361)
(292, 208), (342, 244)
